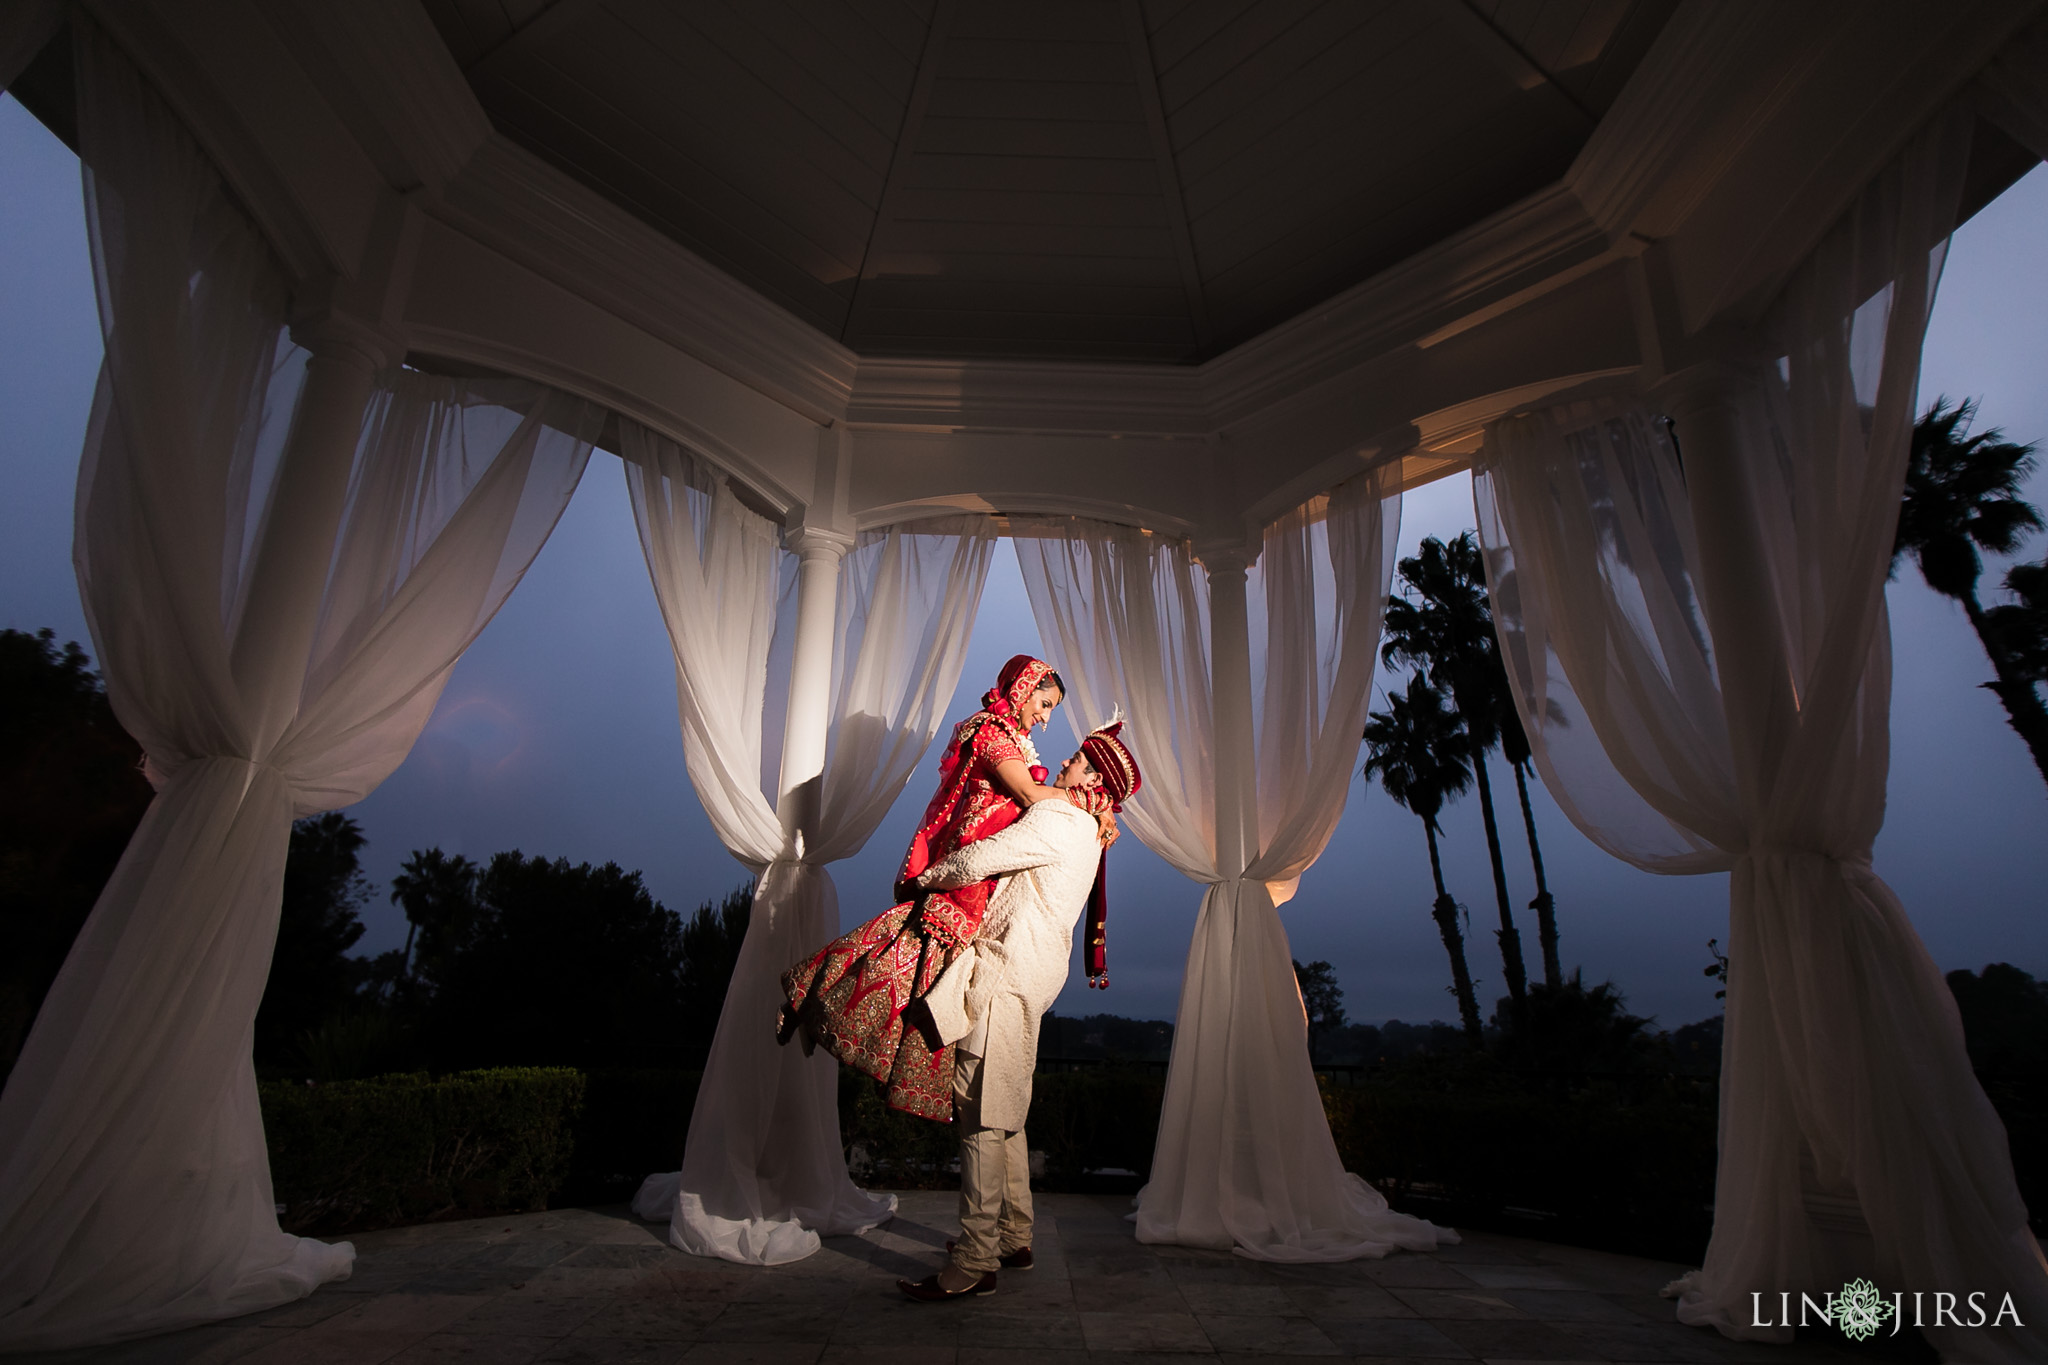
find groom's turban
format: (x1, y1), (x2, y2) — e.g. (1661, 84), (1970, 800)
(1081, 721), (1141, 809)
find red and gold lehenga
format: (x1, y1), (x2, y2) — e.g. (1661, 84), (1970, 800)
(780, 655), (1067, 1121)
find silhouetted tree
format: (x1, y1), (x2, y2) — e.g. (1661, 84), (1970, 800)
(1491, 971), (1660, 1089)
(1667, 1015), (1724, 1076)
(0, 629), (152, 1078)
(255, 813), (374, 1065)
(1292, 959), (1346, 1061)
(390, 847), (482, 987)
(1944, 964), (2048, 1234)
(1363, 674), (1482, 1038)
(1498, 701), (1560, 989)
(1892, 397), (2048, 785)
(1383, 534), (1529, 1001)
(1487, 563), (1566, 988)
(1946, 963), (2048, 1080)
(1703, 938), (1729, 1002)
(680, 882), (753, 1046)
(1985, 557), (2048, 694)
(425, 852), (690, 1069)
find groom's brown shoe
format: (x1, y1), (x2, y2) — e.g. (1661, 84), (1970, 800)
(944, 1241), (1033, 1270)
(899, 1271), (997, 1301)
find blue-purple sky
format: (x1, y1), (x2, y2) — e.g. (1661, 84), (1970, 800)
(6, 92), (2046, 1031)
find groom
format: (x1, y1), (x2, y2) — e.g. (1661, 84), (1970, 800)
(897, 722), (1143, 1301)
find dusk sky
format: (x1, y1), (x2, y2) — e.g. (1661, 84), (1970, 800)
(6, 90), (2046, 1034)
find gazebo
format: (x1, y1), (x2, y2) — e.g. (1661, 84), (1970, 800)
(3, 1), (2047, 1359)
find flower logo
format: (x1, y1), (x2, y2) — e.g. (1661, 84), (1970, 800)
(1833, 1278), (1895, 1341)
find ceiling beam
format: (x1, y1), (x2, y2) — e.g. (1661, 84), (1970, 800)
(1445, 0), (1600, 125)
(463, 0), (601, 77)
(1123, 0), (1212, 357)
(839, 0), (953, 346)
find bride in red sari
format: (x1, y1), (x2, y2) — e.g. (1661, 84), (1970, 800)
(781, 654), (1113, 1120)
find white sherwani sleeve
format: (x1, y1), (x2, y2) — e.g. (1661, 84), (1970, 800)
(918, 799), (1102, 1131)
(918, 797), (1086, 890)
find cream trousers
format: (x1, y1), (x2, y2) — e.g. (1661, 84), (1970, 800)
(950, 1050), (1032, 1274)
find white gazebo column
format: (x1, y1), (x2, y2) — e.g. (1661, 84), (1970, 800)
(1659, 363), (1793, 792)
(1657, 357), (1888, 1282)
(777, 524), (856, 838)
(1657, 359), (2048, 1352)
(667, 517), (876, 1264)
(1205, 546), (1260, 876)
(1138, 539), (1280, 1251)
(0, 304), (398, 1346)
(231, 323), (387, 752)
(1138, 514), (1440, 1262)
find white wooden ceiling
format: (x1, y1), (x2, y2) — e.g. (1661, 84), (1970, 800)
(422, 0), (1678, 363)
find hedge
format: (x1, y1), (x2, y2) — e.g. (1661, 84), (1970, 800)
(1323, 1077), (1719, 1262)
(260, 1062), (2041, 1258)
(258, 1064), (1705, 1244)
(1026, 1068), (1165, 1185)
(830, 1066), (1167, 1189)
(559, 1068), (701, 1205)
(1979, 1075), (2048, 1232)
(260, 1068), (584, 1235)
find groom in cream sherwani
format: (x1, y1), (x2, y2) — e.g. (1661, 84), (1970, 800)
(897, 724), (1143, 1301)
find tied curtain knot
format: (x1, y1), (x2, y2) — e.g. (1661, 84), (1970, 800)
(1737, 843), (1875, 873)
(753, 857), (826, 920)
(149, 752), (286, 803)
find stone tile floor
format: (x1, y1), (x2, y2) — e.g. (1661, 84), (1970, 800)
(21, 1193), (1894, 1365)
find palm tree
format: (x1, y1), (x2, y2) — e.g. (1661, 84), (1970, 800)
(1363, 675), (1483, 1039)
(390, 848), (481, 983)
(1485, 562), (1565, 988)
(1498, 698), (1561, 989)
(1986, 558), (2048, 688)
(1382, 534), (1529, 1004)
(1892, 397), (2048, 786)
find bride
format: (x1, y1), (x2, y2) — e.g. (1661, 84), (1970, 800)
(781, 654), (1114, 1119)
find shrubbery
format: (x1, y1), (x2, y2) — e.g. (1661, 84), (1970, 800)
(560, 1068), (701, 1205)
(260, 1068), (584, 1234)
(1027, 1068), (1165, 1184)
(249, 993), (2040, 1256)
(839, 1070), (957, 1187)
(1324, 1054), (1719, 1262)
(832, 1065), (1168, 1190)
(259, 1053), (1719, 1258)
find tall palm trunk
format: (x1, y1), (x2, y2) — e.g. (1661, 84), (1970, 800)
(1470, 756), (1527, 1003)
(1962, 589), (2048, 787)
(1512, 762), (1561, 988)
(1423, 820), (1482, 1039)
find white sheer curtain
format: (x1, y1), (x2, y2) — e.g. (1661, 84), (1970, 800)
(1476, 107), (2048, 1364)
(1016, 463), (1448, 1262)
(621, 423), (995, 1263)
(0, 23), (602, 1349)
